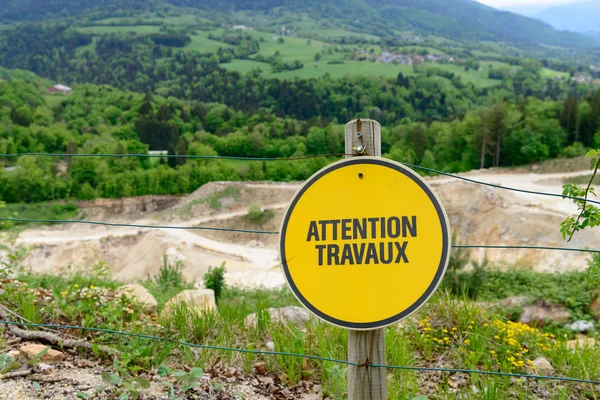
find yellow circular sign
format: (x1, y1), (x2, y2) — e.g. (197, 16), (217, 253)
(280, 157), (450, 330)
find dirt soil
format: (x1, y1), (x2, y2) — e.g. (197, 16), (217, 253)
(0, 343), (322, 400)
(14, 168), (600, 286)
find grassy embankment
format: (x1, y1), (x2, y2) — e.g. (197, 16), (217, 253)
(1, 256), (599, 399)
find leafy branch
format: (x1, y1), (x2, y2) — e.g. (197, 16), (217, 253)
(560, 149), (600, 286)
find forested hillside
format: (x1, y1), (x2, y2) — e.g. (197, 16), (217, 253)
(1, 74), (599, 203)
(0, 0), (159, 21)
(170, 0), (598, 47)
(1, 0), (598, 50)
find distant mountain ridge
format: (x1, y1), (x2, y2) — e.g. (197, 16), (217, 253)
(167, 0), (598, 47)
(1, 0), (598, 50)
(532, 0), (600, 40)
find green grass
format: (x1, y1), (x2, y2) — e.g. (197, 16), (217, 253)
(427, 63), (500, 88)
(401, 45), (447, 55)
(2, 264), (600, 399)
(0, 202), (80, 231)
(304, 28), (381, 41)
(223, 58), (414, 80)
(541, 68), (570, 80)
(183, 31), (233, 53)
(76, 25), (162, 35)
(75, 37), (97, 56)
(220, 59), (272, 74)
(564, 173), (600, 186)
(42, 93), (69, 108)
(91, 13), (208, 27)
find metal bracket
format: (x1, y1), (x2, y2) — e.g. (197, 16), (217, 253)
(353, 131), (366, 155)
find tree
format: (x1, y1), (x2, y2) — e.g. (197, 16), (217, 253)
(167, 144), (177, 168)
(486, 103), (508, 167)
(314, 52), (321, 62)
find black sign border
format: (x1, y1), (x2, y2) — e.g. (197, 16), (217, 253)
(279, 157), (450, 330)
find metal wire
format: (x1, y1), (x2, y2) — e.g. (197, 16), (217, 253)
(0, 217), (600, 253)
(1, 320), (599, 385)
(0, 217), (279, 235)
(400, 161), (600, 206)
(1, 217), (599, 253)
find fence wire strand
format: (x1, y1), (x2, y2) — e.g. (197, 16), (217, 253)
(1, 217), (599, 254)
(1, 216), (599, 254)
(1, 320), (599, 385)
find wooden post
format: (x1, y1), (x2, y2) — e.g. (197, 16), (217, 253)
(345, 118), (386, 400)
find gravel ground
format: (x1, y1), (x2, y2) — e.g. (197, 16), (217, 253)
(0, 353), (323, 400)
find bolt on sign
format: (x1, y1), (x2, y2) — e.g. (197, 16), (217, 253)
(279, 157), (451, 330)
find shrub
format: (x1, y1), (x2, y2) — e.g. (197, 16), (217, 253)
(203, 263), (226, 305)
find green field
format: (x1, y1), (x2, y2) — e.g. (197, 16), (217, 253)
(541, 67), (569, 79)
(71, 16), (571, 87)
(426, 63), (499, 88)
(304, 28), (381, 41)
(43, 94), (67, 108)
(77, 25), (162, 35)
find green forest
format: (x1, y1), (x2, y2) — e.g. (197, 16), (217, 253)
(1, 74), (599, 203)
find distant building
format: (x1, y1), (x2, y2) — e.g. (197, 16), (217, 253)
(573, 73), (593, 84)
(412, 55), (424, 63)
(232, 25), (252, 31)
(48, 84), (72, 95)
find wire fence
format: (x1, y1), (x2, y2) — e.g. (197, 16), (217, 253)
(1, 151), (599, 388)
(1, 216), (599, 255)
(1, 320), (599, 386)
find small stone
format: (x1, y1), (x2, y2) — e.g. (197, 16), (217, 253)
(115, 284), (157, 314)
(518, 304), (570, 327)
(76, 359), (95, 368)
(7, 350), (20, 359)
(245, 306), (310, 328)
(18, 344), (65, 363)
(564, 320), (595, 332)
(161, 289), (217, 318)
(566, 338), (596, 350)
(532, 357), (554, 374)
(253, 362), (268, 375)
(500, 296), (529, 308)
(265, 341), (275, 350)
(34, 363), (54, 373)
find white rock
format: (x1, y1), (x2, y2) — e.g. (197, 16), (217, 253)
(500, 296), (529, 308)
(161, 289), (216, 318)
(518, 304), (570, 327)
(532, 357), (554, 374)
(115, 284), (157, 314)
(564, 320), (595, 332)
(566, 338), (596, 350)
(245, 306), (310, 328)
(265, 341), (275, 350)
